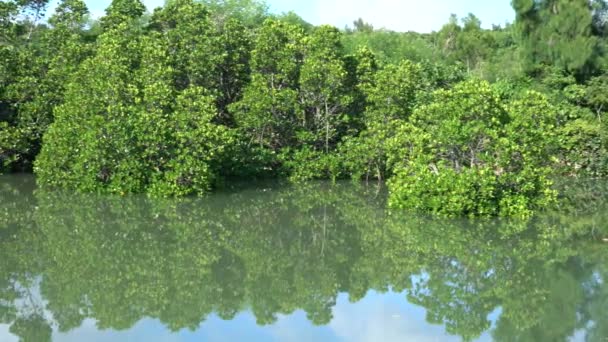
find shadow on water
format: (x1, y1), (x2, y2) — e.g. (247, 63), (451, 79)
(1, 174), (608, 341)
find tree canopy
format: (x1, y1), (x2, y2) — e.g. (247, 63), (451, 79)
(0, 0), (607, 216)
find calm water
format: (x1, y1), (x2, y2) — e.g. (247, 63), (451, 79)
(1, 174), (607, 342)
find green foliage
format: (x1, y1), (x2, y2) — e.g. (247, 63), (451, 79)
(339, 120), (400, 181)
(150, 0), (252, 121)
(362, 60), (425, 123)
(231, 21), (358, 180)
(48, 0), (88, 30)
(0, 122), (29, 172)
(34, 20), (237, 196)
(512, 0), (605, 78)
(196, 0), (269, 26)
(529, 68), (608, 176)
(145, 87), (237, 196)
(436, 13), (493, 75)
(275, 11), (313, 32)
(342, 29), (440, 65)
(1, 176), (608, 340)
(9, 315), (52, 342)
(339, 60), (427, 181)
(100, 0), (146, 30)
(34, 23), (144, 193)
(0, 0), (606, 217)
(0, 0), (91, 173)
(584, 74), (608, 120)
(213, 18), (253, 121)
(279, 146), (343, 181)
(387, 80), (558, 217)
(557, 117), (607, 176)
(299, 26), (352, 153)
(230, 19), (303, 154)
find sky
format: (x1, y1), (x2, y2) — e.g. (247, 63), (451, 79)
(266, 0), (514, 32)
(0, 292), (496, 342)
(49, 0), (515, 33)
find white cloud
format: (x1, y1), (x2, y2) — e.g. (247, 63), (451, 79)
(328, 292), (464, 342)
(0, 324), (18, 342)
(54, 319), (181, 342)
(271, 0), (514, 32)
(143, 0), (166, 12)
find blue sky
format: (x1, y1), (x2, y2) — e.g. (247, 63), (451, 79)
(266, 0), (514, 32)
(50, 0), (514, 33)
(0, 291), (497, 342)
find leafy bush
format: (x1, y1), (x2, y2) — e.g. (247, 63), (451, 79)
(279, 146), (343, 182)
(339, 60), (427, 181)
(0, 122), (29, 172)
(35, 23), (237, 196)
(557, 118), (607, 176)
(387, 80), (558, 217)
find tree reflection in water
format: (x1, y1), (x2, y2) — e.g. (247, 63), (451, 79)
(1, 176), (607, 341)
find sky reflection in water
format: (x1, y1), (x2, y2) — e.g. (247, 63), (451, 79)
(0, 175), (606, 341)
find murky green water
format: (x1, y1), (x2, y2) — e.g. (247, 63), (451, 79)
(1, 174), (607, 341)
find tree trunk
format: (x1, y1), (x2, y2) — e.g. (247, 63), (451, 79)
(325, 101), (329, 154)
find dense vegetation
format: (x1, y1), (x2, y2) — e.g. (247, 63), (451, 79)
(1, 0), (608, 216)
(1, 178), (608, 341)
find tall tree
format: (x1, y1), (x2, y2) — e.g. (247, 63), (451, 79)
(100, 0), (145, 30)
(150, 0), (251, 122)
(196, 0), (268, 26)
(36, 1), (237, 195)
(458, 13), (489, 74)
(512, 0), (607, 78)
(1, 0), (91, 172)
(299, 25), (352, 154)
(48, 0), (88, 31)
(0, 1), (19, 46)
(230, 19), (303, 150)
(15, 0), (50, 40)
(436, 14), (461, 60)
(352, 18), (374, 33)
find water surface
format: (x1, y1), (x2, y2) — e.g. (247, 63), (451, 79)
(1, 175), (607, 341)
